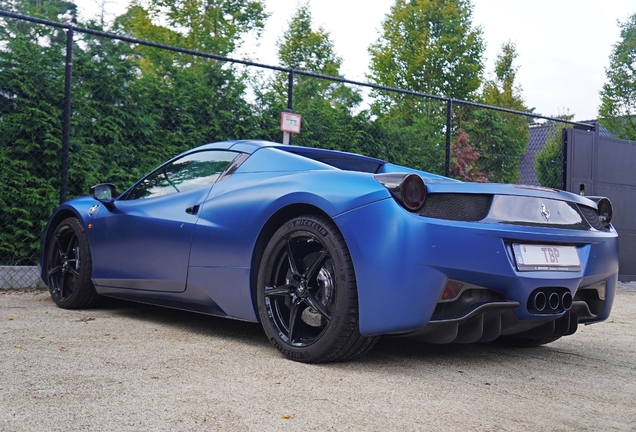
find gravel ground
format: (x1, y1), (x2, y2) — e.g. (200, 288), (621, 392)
(1, 285), (635, 431)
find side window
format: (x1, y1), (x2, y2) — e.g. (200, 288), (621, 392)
(125, 150), (239, 200)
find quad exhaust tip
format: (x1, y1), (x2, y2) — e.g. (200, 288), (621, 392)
(533, 291), (547, 312)
(530, 289), (572, 313)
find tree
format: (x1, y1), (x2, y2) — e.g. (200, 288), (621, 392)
(368, 0), (484, 100)
(0, 0), (77, 19)
(0, 0), (80, 264)
(68, 22), (157, 194)
(598, 13), (636, 140)
(367, 0), (484, 173)
(121, 0), (269, 56)
(464, 41), (530, 183)
(114, 1), (262, 162)
(450, 129), (485, 181)
(535, 117), (574, 189)
(277, 3), (340, 75)
(0, 0), (267, 266)
(255, 3), (366, 153)
(482, 42), (527, 112)
(535, 124), (568, 190)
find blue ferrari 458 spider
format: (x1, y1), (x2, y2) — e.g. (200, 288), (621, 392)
(40, 140), (619, 362)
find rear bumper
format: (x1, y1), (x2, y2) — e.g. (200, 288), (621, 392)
(335, 199), (619, 337)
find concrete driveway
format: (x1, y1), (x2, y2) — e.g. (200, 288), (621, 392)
(2, 285), (635, 431)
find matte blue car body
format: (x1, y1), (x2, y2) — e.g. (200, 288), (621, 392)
(336, 199), (617, 335)
(40, 140), (619, 338)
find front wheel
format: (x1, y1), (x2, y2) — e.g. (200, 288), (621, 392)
(45, 217), (100, 309)
(256, 215), (378, 363)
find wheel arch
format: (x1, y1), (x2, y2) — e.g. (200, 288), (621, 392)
(249, 203), (332, 321)
(40, 208), (85, 282)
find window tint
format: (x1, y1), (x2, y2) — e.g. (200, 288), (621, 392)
(125, 150), (238, 200)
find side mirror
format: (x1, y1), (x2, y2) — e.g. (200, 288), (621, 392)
(90, 183), (117, 203)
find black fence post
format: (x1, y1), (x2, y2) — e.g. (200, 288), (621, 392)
(561, 128), (567, 191)
(287, 70), (294, 111)
(444, 99), (452, 177)
(284, 70), (294, 145)
(60, 27), (73, 204)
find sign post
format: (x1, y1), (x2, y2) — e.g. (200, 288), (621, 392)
(280, 111), (302, 144)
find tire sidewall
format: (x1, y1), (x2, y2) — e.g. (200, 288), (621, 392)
(256, 216), (355, 362)
(47, 217), (94, 308)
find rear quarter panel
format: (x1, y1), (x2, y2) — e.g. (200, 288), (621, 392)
(185, 166), (391, 321)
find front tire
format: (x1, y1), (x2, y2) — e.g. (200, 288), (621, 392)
(45, 217), (100, 309)
(256, 215), (378, 363)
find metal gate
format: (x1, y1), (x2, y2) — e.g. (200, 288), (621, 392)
(565, 128), (636, 280)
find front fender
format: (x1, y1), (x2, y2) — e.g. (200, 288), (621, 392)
(39, 198), (102, 282)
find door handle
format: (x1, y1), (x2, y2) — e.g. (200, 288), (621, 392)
(185, 205), (200, 215)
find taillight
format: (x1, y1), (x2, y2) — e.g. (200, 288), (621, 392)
(586, 196), (613, 229)
(441, 280), (464, 301)
(596, 198), (612, 228)
(374, 173), (427, 212)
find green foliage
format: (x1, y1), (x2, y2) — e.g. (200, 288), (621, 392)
(598, 13), (636, 140)
(482, 41), (526, 111)
(535, 119), (573, 189)
(121, 0), (269, 56)
(254, 3), (367, 153)
(69, 27), (149, 194)
(368, 0), (485, 100)
(0, 7), (69, 264)
(369, 97), (447, 173)
(0, 0), (77, 20)
(116, 1), (261, 155)
(0, 0), (262, 265)
(367, 0), (484, 172)
(463, 41), (530, 183)
(463, 109), (523, 183)
(277, 3), (340, 75)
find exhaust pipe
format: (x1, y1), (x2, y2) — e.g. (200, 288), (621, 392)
(529, 289), (573, 313)
(533, 291), (547, 312)
(548, 292), (560, 311)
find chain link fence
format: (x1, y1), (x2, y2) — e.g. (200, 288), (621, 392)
(0, 10), (588, 288)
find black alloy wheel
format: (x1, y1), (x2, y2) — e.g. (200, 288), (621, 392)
(46, 217), (100, 309)
(257, 215), (378, 363)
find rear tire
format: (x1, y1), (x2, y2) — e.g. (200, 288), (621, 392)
(256, 215), (378, 363)
(45, 217), (100, 309)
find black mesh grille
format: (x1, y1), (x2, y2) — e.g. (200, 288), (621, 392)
(578, 205), (608, 231)
(418, 194), (492, 222)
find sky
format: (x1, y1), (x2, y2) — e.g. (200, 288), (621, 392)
(77, 0), (636, 122)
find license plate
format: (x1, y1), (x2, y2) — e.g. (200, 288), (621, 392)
(512, 244), (581, 272)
